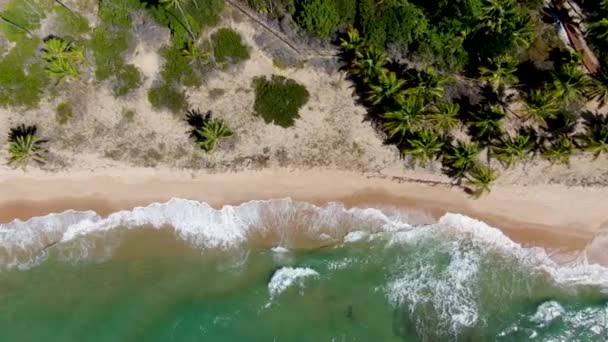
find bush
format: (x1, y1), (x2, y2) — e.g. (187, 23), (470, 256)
(148, 83), (188, 113)
(0, 37), (48, 108)
(253, 75), (310, 127)
(112, 64), (142, 97)
(56, 102), (74, 125)
(296, 0), (341, 38)
(211, 28), (250, 65)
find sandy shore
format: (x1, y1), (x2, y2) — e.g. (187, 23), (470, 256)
(1, 168), (608, 255)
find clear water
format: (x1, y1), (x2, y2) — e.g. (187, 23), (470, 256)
(0, 199), (606, 341)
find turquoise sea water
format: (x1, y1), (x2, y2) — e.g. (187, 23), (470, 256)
(0, 199), (606, 341)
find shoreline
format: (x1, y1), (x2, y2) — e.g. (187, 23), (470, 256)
(1, 168), (607, 255)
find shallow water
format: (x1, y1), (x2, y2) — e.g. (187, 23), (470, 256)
(0, 198), (607, 341)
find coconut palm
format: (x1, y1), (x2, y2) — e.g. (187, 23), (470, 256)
(490, 133), (535, 169)
(181, 41), (210, 63)
(351, 46), (387, 83)
(42, 37), (84, 62)
(467, 105), (506, 142)
(401, 129), (444, 166)
(42, 37), (84, 83)
(405, 66), (449, 100)
(367, 70), (406, 106)
(160, 0), (196, 40)
(553, 64), (588, 105)
(521, 88), (560, 127)
(578, 124), (608, 159)
(428, 101), (460, 132)
(588, 18), (608, 41)
(480, 0), (516, 34)
(340, 28), (363, 51)
(465, 164), (498, 198)
(443, 140), (480, 176)
(381, 97), (427, 139)
(194, 118), (233, 152)
(511, 13), (535, 48)
(542, 135), (575, 165)
(586, 70), (608, 108)
(7, 125), (47, 169)
(479, 55), (519, 91)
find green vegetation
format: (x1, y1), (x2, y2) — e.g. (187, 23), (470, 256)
(56, 102), (74, 125)
(52, 4), (90, 37)
(185, 109), (233, 152)
(42, 37), (85, 83)
(252, 75), (310, 128)
(6, 125), (47, 170)
(148, 83), (189, 113)
(466, 165), (498, 198)
(211, 28), (250, 65)
(112, 64), (142, 97)
(0, 37), (48, 107)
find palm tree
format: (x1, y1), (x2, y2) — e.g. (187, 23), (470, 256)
(542, 135), (575, 165)
(467, 105), (506, 142)
(351, 46), (387, 83)
(511, 13), (535, 48)
(401, 129), (444, 166)
(194, 118), (233, 152)
(578, 124), (608, 159)
(586, 70), (608, 108)
(553, 64), (588, 105)
(381, 97), (427, 138)
(7, 125), (47, 169)
(588, 18), (608, 41)
(443, 140), (480, 176)
(340, 28), (363, 51)
(405, 66), (449, 100)
(367, 70), (406, 106)
(428, 101), (460, 132)
(490, 133), (535, 169)
(160, 0), (196, 40)
(478, 55), (519, 91)
(480, 0), (516, 34)
(465, 164), (498, 198)
(42, 37), (84, 62)
(42, 37), (84, 83)
(181, 41), (210, 63)
(521, 88), (560, 127)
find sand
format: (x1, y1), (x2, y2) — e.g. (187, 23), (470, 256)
(1, 168), (607, 258)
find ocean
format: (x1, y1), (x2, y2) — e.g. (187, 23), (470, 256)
(0, 198), (606, 341)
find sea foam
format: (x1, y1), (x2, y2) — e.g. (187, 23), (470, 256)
(267, 267), (319, 299)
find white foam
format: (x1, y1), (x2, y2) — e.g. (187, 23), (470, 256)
(271, 246), (289, 253)
(343, 231), (368, 243)
(267, 267), (319, 299)
(532, 301), (565, 326)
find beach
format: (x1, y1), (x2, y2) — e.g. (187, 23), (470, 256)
(2, 167), (607, 255)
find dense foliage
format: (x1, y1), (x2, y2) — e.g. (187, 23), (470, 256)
(252, 75), (310, 128)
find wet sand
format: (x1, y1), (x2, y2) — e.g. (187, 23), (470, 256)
(1, 169), (607, 254)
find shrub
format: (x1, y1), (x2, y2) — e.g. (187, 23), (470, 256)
(111, 64), (142, 97)
(42, 37), (85, 83)
(0, 37), (48, 108)
(211, 28), (250, 65)
(296, 0), (341, 38)
(148, 83), (188, 113)
(56, 102), (74, 125)
(253, 75), (310, 127)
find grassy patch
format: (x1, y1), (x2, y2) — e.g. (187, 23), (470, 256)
(122, 108), (136, 123)
(211, 28), (250, 65)
(148, 83), (188, 113)
(144, 0), (224, 42)
(89, 0), (139, 81)
(252, 75), (309, 127)
(52, 4), (90, 38)
(0, 0), (50, 41)
(111, 64), (142, 97)
(209, 88), (226, 99)
(0, 37), (48, 108)
(55, 102), (74, 124)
